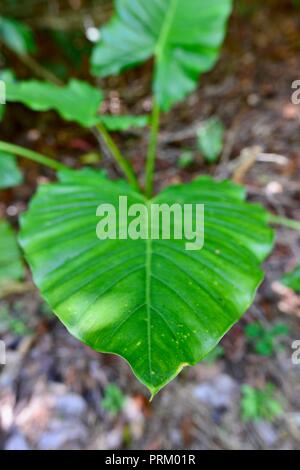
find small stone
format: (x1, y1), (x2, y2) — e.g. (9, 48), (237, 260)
(193, 374), (237, 409)
(254, 421), (278, 446)
(5, 432), (31, 450)
(38, 422), (88, 450)
(247, 94), (260, 107)
(55, 394), (87, 417)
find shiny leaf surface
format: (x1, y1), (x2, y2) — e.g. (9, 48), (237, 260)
(91, 0), (233, 110)
(20, 169), (273, 395)
(0, 220), (24, 289)
(0, 152), (23, 189)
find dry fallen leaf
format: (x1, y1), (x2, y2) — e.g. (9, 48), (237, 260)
(272, 281), (300, 317)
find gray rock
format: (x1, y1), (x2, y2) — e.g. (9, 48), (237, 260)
(5, 432), (31, 450)
(38, 422), (88, 450)
(254, 421), (278, 446)
(55, 394), (87, 417)
(193, 374), (238, 408)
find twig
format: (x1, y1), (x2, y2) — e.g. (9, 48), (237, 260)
(159, 120), (202, 145)
(257, 153), (289, 165)
(232, 146), (262, 184)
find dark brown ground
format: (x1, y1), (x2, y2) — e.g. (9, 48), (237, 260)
(0, 0), (300, 450)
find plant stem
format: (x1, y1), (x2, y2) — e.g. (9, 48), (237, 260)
(145, 101), (160, 198)
(0, 141), (68, 171)
(0, 39), (63, 86)
(269, 214), (300, 231)
(96, 122), (140, 191)
(21, 54), (63, 85)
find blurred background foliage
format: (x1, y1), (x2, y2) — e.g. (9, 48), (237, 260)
(0, 0), (300, 450)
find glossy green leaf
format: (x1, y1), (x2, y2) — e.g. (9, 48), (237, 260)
(241, 384), (283, 422)
(0, 69), (15, 82)
(91, 0), (233, 111)
(5, 79), (103, 127)
(4, 77), (148, 131)
(245, 322), (289, 357)
(0, 103), (5, 122)
(0, 70), (13, 122)
(19, 170), (274, 395)
(100, 114), (149, 131)
(197, 117), (225, 163)
(0, 16), (36, 55)
(178, 151), (194, 169)
(102, 384), (125, 415)
(282, 265), (300, 293)
(0, 152), (23, 189)
(0, 220), (24, 289)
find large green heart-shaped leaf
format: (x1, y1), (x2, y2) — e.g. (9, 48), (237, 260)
(0, 152), (23, 189)
(19, 170), (274, 395)
(91, 0), (233, 111)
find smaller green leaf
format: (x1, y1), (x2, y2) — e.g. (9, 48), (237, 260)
(0, 103), (5, 122)
(282, 265), (300, 293)
(241, 384), (283, 422)
(102, 384), (125, 415)
(245, 322), (289, 357)
(0, 70), (14, 121)
(5, 79), (103, 127)
(0, 220), (24, 290)
(245, 322), (264, 339)
(99, 114), (149, 131)
(0, 69), (15, 82)
(255, 339), (274, 357)
(270, 324), (290, 337)
(0, 304), (32, 336)
(241, 385), (259, 421)
(0, 16), (36, 55)
(0, 152), (23, 189)
(197, 117), (225, 163)
(91, 0), (233, 111)
(3, 75), (149, 131)
(178, 151), (194, 169)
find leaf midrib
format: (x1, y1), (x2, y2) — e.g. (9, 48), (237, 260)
(145, 200), (153, 386)
(155, 0), (179, 59)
